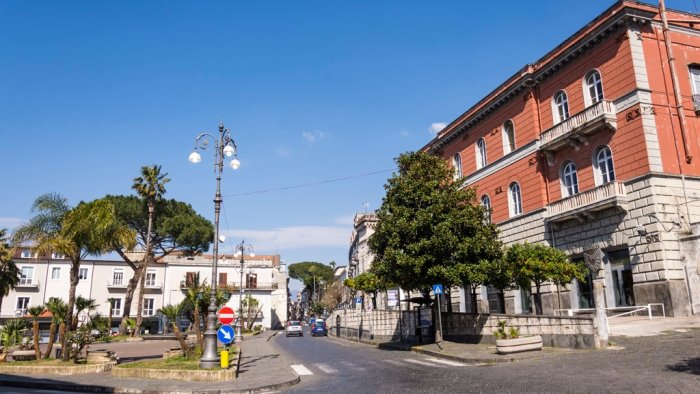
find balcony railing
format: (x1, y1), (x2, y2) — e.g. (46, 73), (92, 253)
(546, 181), (628, 223)
(107, 280), (127, 288)
(16, 279), (40, 289)
(144, 281), (163, 291)
(539, 100), (617, 152)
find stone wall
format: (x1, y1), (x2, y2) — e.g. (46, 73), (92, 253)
(329, 308), (596, 349)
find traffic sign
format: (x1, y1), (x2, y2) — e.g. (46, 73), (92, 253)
(217, 325), (235, 344)
(218, 306), (235, 325)
(432, 284), (444, 295)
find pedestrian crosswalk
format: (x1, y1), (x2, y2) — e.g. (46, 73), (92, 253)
(290, 357), (466, 376)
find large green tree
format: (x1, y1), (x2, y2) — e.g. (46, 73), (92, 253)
(505, 243), (587, 315)
(12, 194), (134, 360)
(103, 195), (213, 335)
(132, 165), (170, 336)
(0, 228), (20, 317)
(44, 297), (67, 359)
(369, 151), (502, 295)
(288, 262), (334, 302)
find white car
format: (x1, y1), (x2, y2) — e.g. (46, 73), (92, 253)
(285, 321), (303, 337)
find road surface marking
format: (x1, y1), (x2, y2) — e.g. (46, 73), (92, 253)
(404, 358), (445, 367)
(313, 363), (339, 373)
(384, 359), (404, 366)
(424, 357), (466, 367)
(339, 361), (366, 371)
(290, 364), (313, 375)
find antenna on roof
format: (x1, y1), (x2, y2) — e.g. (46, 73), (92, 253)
(362, 202), (369, 213)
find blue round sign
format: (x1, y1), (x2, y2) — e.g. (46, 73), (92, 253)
(217, 325), (235, 344)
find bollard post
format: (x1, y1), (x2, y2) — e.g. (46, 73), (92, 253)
(220, 349), (229, 369)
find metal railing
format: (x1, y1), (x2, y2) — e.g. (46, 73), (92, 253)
(540, 100), (616, 146)
(547, 181), (626, 218)
(17, 279), (39, 287)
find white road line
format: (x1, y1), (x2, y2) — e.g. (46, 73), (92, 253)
(290, 364), (313, 376)
(313, 363), (339, 373)
(339, 361), (366, 371)
(404, 358), (445, 367)
(424, 357), (466, 367)
(384, 359), (405, 367)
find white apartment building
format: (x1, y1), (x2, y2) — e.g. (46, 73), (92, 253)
(2, 248), (289, 334)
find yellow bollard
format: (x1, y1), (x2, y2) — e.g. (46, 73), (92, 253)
(220, 349), (229, 369)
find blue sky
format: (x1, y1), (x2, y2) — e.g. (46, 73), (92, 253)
(1, 1), (694, 294)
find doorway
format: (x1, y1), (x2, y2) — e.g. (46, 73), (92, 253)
(608, 249), (635, 307)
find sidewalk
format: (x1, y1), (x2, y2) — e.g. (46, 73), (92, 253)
(0, 331), (299, 394)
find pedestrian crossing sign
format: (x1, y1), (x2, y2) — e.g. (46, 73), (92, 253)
(432, 284), (443, 295)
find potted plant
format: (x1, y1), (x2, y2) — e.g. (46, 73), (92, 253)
(494, 320), (542, 355)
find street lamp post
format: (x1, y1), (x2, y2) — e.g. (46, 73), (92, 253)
(188, 123), (241, 369)
(234, 240), (254, 342)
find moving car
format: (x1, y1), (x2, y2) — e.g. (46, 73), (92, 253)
(311, 319), (327, 336)
(286, 320), (303, 337)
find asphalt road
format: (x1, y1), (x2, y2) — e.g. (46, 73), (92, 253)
(271, 326), (700, 393)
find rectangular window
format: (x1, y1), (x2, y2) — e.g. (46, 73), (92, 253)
(112, 269), (124, 286)
(19, 266), (34, 285)
(51, 267), (61, 280)
(79, 268), (89, 280)
(218, 272), (228, 288)
(111, 299), (122, 316)
(51, 252), (65, 259)
(143, 298), (155, 316)
(246, 273), (258, 289)
(20, 249), (36, 259)
(16, 297), (30, 315)
(185, 272), (196, 287)
(145, 270), (156, 287)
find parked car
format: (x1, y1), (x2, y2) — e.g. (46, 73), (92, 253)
(311, 319), (327, 336)
(286, 320), (303, 337)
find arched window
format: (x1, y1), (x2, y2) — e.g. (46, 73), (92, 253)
(553, 90), (570, 123)
(452, 153), (462, 179)
(508, 182), (523, 217)
(584, 70), (604, 106)
(561, 161), (579, 197)
(476, 138), (487, 169)
(503, 120), (516, 154)
(593, 146), (616, 185)
(480, 195), (491, 223)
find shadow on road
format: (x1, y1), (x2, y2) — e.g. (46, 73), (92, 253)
(667, 357), (700, 375)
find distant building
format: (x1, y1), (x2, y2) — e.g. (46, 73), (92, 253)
(3, 248), (289, 335)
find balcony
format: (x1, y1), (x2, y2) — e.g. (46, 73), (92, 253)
(539, 100), (617, 156)
(144, 281), (163, 291)
(107, 280), (127, 289)
(16, 279), (40, 289)
(545, 181), (628, 224)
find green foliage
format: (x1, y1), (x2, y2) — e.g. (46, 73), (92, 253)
(288, 262), (334, 292)
(494, 320), (520, 340)
(346, 272), (387, 293)
(369, 151), (502, 293)
(65, 328), (94, 363)
(132, 165), (170, 205)
(0, 228), (20, 314)
(0, 318), (28, 347)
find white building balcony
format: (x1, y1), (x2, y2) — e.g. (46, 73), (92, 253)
(539, 100), (617, 158)
(16, 279), (40, 289)
(144, 281), (163, 291)
(545, 181), (628, 224)
(107, 280), (127, 289)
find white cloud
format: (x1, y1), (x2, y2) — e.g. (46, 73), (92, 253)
(429, 122), (447, 135)
(302, 130), (326, 143)
(0, 217), (25, 230)
(221, 226), (349, 252)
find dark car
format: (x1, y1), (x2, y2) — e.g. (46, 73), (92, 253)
(311, 319), (327, 336)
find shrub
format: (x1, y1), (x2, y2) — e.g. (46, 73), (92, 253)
(494, 320), (519, 340)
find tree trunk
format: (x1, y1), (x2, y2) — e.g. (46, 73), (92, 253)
(43, 322), (56, 359)
(107, 311), (112, 336)
(62, 258), (80, 361)
(172, 324), (190, 355)
(58, 322), (66, 359)
(194, 305), (203, 349)
(497, 290), (506, 314)
(134, 206), (155, 337)
(534, 284), (543, 315)
(33, 320), (41, 359)
(119, 265), (144, 335)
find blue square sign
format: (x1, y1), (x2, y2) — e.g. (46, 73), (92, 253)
(432, 284), (444, 295)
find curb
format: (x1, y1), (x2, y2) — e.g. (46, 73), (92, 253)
(0, 375), (302, 394)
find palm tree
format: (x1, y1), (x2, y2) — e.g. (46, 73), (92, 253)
(184, 273), (204, 348)
(158, 303), (189, 355)
(132, 165), (170, 337)
(27, 305), (45, 359)
(72, 296), (98, 328)
(43, 297), (67, 359)
(13, 194), (135, 361)
(106, 297), (117, 335)
(0, 228), (20, 317)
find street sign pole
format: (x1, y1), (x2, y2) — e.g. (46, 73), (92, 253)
(432, 284), (444, 348)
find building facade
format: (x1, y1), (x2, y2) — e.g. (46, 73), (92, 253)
(2, 249), (289, 334)
(424, 0), (700, 317)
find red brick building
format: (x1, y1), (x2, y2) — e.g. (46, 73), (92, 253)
(423, 1), (700, 316)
